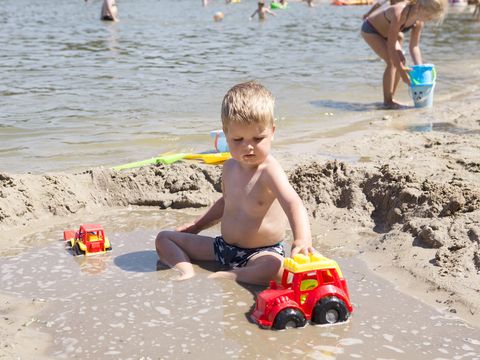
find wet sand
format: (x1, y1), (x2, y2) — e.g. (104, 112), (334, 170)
(1, 88), (480, 357)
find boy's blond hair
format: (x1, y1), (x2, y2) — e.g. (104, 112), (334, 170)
(221, 81), (275, 133)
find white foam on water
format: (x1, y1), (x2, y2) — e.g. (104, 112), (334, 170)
(154, 305), (170, 315)
(382, 345), (405, 353)
(383, 334), (393, 342)
(464, 338), (480, 346)
(338, 338), (364, 346)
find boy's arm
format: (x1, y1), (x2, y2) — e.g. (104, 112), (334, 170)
(178, 166), (226, 234)
(264, 161), (314, 257)
(250, 10), (258, 18)
(176, 197), (224, 233)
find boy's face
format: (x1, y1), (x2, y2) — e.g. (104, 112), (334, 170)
(225, 122), (275, 167)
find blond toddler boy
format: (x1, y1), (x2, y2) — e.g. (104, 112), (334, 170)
(155, 81), (314, 285)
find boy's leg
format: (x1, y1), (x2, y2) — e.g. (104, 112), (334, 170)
(155, 230), (216, 280)
(209, 252), (284, 286)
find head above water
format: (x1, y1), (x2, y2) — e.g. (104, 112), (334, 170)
(221, 81), (275, 134)
(409, 0), (448, 21)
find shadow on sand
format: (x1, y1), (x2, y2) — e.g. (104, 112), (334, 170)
(114, 250), (159, 272)
(310, 99), (385, 112)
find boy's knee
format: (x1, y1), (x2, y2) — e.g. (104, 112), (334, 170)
(155, 230), (174, 248)
(250, 253), (284, 281)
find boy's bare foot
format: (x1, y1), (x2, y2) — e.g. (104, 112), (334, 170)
(172, 271), (195, 281)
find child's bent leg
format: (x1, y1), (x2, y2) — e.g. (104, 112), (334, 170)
(209, 252), (284, 286)
(155, 231), (215, 280)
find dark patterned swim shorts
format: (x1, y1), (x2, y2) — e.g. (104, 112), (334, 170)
(213, 236), (285, 268)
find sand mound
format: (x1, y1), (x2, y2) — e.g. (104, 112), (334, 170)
(0, 164), (221, 229)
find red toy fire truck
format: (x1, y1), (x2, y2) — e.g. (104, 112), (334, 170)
(63, 224), (112, 256)
(251, 253), (353, 330)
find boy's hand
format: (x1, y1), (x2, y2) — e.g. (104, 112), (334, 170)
(290, 240), (316, 257)
(176, 222), (200, 234)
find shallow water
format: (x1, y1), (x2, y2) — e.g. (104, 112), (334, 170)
(1, 0), (479, 173)
(0, 209), (479, 359)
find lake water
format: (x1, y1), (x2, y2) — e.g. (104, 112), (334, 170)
(1, 0), (479, 174)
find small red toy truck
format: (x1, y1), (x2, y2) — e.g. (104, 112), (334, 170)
(63, 224), (112, 256)
(251, 253), (353, 330)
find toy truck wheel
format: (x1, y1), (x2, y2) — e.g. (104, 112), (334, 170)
(312, 296), (349, 325)
(272, 308), (306, 330)
(73, 243), (85, 256)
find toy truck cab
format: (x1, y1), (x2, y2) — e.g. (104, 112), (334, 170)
(64, 224), (112, 256)
(251, 253), (353, 330)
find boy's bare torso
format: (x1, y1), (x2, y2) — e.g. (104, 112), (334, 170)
(221, 157), (287, 249)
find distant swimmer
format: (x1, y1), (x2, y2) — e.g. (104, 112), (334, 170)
(101, 0), (119, 22)
(250, 1), (276, 20)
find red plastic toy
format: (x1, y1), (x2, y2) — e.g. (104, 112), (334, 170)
(251, 253), (353, 330)
(63, 224), (112, 256)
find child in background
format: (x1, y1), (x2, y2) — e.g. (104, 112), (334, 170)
(101, 0), (118, 21)
(250, 1), (276, 20)
(363, 0), (406, 51)
(361, 0), (448, 109)
(155, 81), (315, 285)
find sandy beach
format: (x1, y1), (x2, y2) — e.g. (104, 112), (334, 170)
(1, 84), (479, 357)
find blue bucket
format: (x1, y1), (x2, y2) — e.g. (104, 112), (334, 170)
(410, 83), (435, 108)
(410, 64), (436, 108)
(410, 64), (436, 86)
(210, 130), (229, 152)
